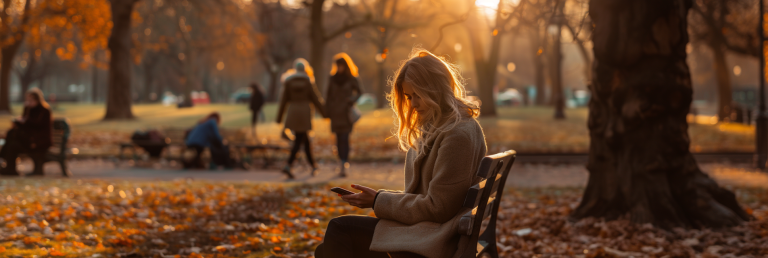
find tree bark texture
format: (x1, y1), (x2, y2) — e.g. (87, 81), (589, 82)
(571, 0), (750, 229)
(104, 0), (138, 120)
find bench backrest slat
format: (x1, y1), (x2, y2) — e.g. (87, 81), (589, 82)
(51, 119), (70, 156)
(458, 150), (516, 258)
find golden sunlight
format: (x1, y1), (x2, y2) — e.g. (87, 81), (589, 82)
(475, 0), (520, 9)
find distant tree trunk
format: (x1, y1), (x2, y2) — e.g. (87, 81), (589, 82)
(571, 0), (750, 229)
(550, 0), (565, 119)
(529, 27), (547, 106)
(104, 0), (138, 120)
(711, 44), (732, 121)
(468, 6), (501, 117)
(309, 0), (328, 93)
(376, 61), (387, 109)
(92, 51), (100, 103)
(262, 58), (280, 102)
(0, 0), (31, 114)
(267, 70), (280, 102)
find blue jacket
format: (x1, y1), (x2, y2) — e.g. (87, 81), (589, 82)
(185, 119), (223, 147)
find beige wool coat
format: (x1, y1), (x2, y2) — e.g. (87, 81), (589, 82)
(276, 76), (325, 132)
(370, 117), (487, 258)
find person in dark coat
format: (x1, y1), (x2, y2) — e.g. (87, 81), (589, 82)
(249, 83), (266, 137)
(184, 112), (237, 169)
(0, 88), (53, 176)
(276, 58), (326, 179)
(325, 53), (362, 177)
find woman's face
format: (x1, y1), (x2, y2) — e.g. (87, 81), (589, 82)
(337, 64), (346, 74)
(402, 81), (427, 115)
(24, 94), (39, 108)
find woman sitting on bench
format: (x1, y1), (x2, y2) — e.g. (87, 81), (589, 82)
(184, 112), (237, 169)
(315, 49), (487, 258)
(0, 88), (53, 176)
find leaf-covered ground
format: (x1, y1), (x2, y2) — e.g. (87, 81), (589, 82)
(0, 179), (766, 257)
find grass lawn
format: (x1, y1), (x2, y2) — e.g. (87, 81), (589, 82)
(0, 104), (755, 160)
(0, 179), (765, 257)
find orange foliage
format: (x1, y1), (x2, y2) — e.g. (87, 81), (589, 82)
(26, 0), (112, 68)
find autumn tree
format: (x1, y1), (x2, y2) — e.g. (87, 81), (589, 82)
(465, 0), (526, 117)
(0, 0), (32, 114)
(571, 0), (750, 228)
(358, 0), (432, 108)
(689, 0), (758, 121)
(13, 47), (52, 98)
(252, 0), (303, 102)
(308, 0), (371, 92)
(103, 0), (139, 119)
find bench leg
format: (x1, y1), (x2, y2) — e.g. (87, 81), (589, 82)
(59, 159), (70, 177)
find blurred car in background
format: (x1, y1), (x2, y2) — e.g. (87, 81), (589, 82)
(191, 91), (210, 105)
(230, 88), (252, 103)
(496, 88), (524, 106)
(356, 93), (376, 106)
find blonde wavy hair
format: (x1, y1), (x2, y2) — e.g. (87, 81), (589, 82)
(387, 49), (479, 155)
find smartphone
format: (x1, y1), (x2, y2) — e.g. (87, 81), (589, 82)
(330, 187), (355, 195)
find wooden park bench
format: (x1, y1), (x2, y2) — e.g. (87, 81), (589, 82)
(389, 150), (516, 258)
(118, 128), (290, 169)
(117, 128), (188, 163)
(0, 118), (72, 176)
(232, 142), (291, 169)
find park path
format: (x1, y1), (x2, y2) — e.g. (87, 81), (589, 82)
(15, 159), (768, 189)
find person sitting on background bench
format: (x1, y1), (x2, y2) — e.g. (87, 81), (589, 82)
(0, 88), (53, 176)
(314, 49), (487, 258)
(184, 112), (237, 169)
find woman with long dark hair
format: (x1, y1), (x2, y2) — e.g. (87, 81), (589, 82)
(325, 53), (362, 177)
(0, 88), (53, 176)
(314, 49), (487, 257)
(276, 58), (326, 179)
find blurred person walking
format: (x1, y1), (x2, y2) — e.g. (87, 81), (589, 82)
(276, 59), (326, 179)
(0, 88), (54, 176)
(249, 83), (266, 137)
(325, 53), (362, 177)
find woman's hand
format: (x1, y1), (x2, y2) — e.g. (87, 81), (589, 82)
(340, 184), (377, 208)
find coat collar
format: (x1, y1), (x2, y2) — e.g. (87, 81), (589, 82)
(406, 118), (458, 193)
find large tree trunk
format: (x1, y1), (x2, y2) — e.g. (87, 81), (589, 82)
(711, 44), (732, 122)
(104, 0), (138, 120)
(571, 0), (749, 229)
